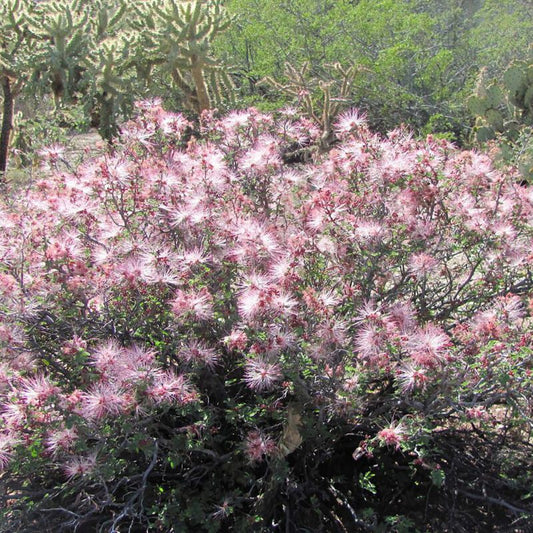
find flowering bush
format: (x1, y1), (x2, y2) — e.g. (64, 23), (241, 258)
(1, 101), (532, 531)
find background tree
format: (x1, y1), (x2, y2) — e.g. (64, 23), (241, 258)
(0, 0), (39, 179)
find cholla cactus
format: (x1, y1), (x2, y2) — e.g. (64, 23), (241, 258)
(84, 39), (132, 139)
(32, 0), (129, 139)
(132, 0), (234, 113)
(2, 0), (236, 170)
(32, 0), (90, 105)
(262, 62), (363, 152)
(30, 0), (128, 104)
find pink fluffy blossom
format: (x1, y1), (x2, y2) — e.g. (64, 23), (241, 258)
(178, 340), (219, 369)
(376, 423), (405, 449)
(407, 325), (451, 367)
(243, 357), (282, 392)
(334, 109), (368, 136)
(0, 434), (17, 470)
(62, 452), (98, 478)
(80, 383), (131, 420)
(245, 430), (277, 462)
(19, 374), (59, 407)
(45, 426), (79, 455)
(145, 372), (197, 405)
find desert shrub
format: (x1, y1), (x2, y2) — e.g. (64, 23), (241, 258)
(0, 101), (532, 531)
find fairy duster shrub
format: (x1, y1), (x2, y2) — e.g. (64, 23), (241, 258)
(0, 101), (532, 531)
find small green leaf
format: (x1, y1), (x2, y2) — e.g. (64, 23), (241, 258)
(430, 468), (445, 488)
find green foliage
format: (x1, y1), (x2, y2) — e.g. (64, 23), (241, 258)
(215, 0), (533, 141)
(470, 0), (533, 76)
(0, 0), (37, 83)
(216, 0), (477, 136)
(3, 0), (533, 172)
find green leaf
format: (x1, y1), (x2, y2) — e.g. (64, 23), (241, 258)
(431, 468), (445, 488)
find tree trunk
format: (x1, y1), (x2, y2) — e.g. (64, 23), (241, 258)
(0, 74), (14, 180)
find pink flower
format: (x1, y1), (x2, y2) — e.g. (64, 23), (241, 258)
(224, 329), (248, 352)
(168, 196), (209, 228)
(352, 219), (385, 243)
(80, 383), (130, 420)
(354, 300), (389, 326)
(19, 374), (59, 406)
(465, 407), (489, 421)
(243, 357), (282, 392)
(37, 144), (65, 164)
(315, 320), (347, 346)
(406, 324), (451, 367)
(45, 427), (79, 455)
(266, 325), (296, 355)
(495, 294), (525, 324)
(117, 257), (155, 284)
(118, 344), (157, 384)
(355, 324), (387, 361)
(245, 430), (277, 462)
(0, 272), (17, 294)
(239, 135), (281, 174)
(0, 434), (17, 470)
(376, 423), (405, 449)
(396, 363), (429, 393)
(465, 406), (489, 420)
(61, 335), (88, 356)
(171, 288), (214, 321)
(178, 340), (219, 369)
(179, 247), (211, 270)
(90, 339), (124, 374)
(237, 288), (263, 321)
(408, 252), (438, 278)
(334, 109), (367, 136)
(389, 302), (417, 334)
(271, 291), (298, 317)
(45, 233), (84, 262)
(145, 371), (196, 405)
(1, 402), (27, 430)
(135, 97), (163, 111)
(159, 112), (190, 136)
(0, 364), (11, 392)
(62, 452), (97, 478)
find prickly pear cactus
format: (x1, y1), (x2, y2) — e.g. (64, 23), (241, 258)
(469, 51), (533, 181)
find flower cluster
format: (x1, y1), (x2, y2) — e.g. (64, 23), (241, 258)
(1, 102), (532, 529)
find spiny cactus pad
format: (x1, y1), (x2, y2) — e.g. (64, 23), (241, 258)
(485, 108), (504, 131)
(475, 124), (496, 143)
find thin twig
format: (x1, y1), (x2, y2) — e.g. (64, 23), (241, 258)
(457, 488), (532, 515)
